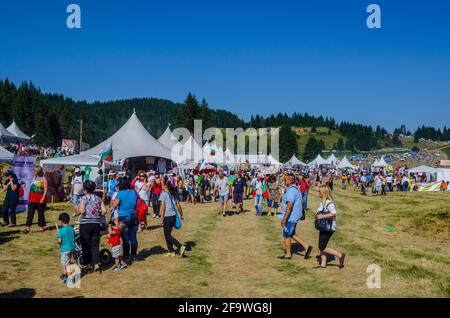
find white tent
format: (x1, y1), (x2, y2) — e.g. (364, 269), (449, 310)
(285, 155), (306, 167)
(181, 136), (206, 162)
(82, 112), (172, 161)
(408, 165), (437, 174)
(157, 126), (178, 151)
(308, 154), (326, 167)
(437, 168), (450, 182)
(203, 142), (212, 156)
(0, 123), (16, 143)
(7, 121), (31, 142)
(0, 145), (14, 162)
(372, 157), (388, 167)
(41, 154), (100, 167)
(337, 156), (356, 170)
(324, 154), (339, 166)
(268, 154), (281, 166)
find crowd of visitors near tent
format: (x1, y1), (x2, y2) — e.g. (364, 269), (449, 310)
(4, 143), (67, 158)
(1, 158), (449, 285)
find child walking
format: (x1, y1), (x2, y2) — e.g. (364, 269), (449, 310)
(107, 221), (127, 272)
(56, 213), (75, 284)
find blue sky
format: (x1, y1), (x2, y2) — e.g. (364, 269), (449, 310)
(0, 0), (449, 131)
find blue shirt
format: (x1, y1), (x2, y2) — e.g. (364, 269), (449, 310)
(5, 177), (19, 201)
(280, 185), (303, 223)
(57, 225), (75, 253)
(115, 190), (137, 218)
(107, 179), (117, 197)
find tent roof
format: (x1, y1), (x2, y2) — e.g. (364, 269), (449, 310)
(181, 136), (205, 161)
(308, 154), (326, 166)
(268, 154), (281, 166)
(337, 156), (356, 169)
(0, 123), (16, 142)
(7, 121), (31, 140)
(324, 154), (339, 165)
(157, 126), (178, 150)
(82, 113), (172, 161)
(0, 145), (14, 161)
(41, 155), (100, 167)
(372, 157), (388, 167)
(285, 155), (306, 167)
(408, 165), (437, 174)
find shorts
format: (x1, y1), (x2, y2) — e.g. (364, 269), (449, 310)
(282, 222), (298, 239)
(187, 186), (194, 195)
(268, 200), (279, 209)
(60, 251), (72, 267)
(111, 245), (122, 258)
(233, 193), (243, 204)
(318, 230), (334, 251)
(72, 194), (81, 206)
(219, 194), (229, 204)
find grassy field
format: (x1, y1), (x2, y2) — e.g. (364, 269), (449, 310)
(0, 184), (449, 298)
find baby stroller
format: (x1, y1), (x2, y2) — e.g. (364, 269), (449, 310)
(73, 224), (112, 271)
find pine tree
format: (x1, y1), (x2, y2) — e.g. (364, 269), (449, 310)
(279, 125), (299, 163)
(176, 93), (201, 133)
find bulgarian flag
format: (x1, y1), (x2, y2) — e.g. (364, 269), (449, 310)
(196, 159), (207, 171)
(97, 141), (113, 168)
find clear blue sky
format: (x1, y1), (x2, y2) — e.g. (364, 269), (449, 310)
(0, 0), (449, 131)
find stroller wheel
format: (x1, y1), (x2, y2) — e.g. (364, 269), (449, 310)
(99, 249), (112, 266)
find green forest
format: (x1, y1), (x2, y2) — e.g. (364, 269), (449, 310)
(1, 79), (449, 162)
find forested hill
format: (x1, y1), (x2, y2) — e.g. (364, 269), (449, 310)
(0, 79), (244, 146)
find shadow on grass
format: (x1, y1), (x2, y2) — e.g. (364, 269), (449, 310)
(0, 288), (36, 298)
(0, 229), (21, 246)
(134, 246), (166, 262)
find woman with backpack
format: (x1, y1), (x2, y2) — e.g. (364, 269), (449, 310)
(77, 180), (107, 272)
(159, 181), (186, 257)
(314, 185), (346, 269)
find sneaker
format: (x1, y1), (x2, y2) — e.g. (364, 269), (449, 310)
(9, 224), (17, 227)
(153, 214), (157, 218)
(164, 252), (175, 257)
(119, 262), (128, 270)
(179, 245), (187, 257)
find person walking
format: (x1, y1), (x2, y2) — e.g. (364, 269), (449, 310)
(214, 171), (230, 217)
(1, 170), (19, 227)
(232, 171), (247, 215)
(22, 167), (48, 234)
(267, 174), (282, 217)
(278, 173), (313, 260)
(159, 182), (186, 257)
(253, 174), (264, 216)
(150, 173), (163, 218)
(77, 180), (107, 272)
(299, 174), (312, 212)
(112, 177), (138, 260)
(314, 185), (346, 269)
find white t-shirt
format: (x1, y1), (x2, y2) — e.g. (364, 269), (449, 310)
(135, 180), (150, 202)
(72, 175), (84, 195)
(215, 177), (229, 196)
(317, 200), (337, 231)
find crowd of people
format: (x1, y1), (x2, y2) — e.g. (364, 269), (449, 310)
(5, 143), (64, 158)
(2, 159), (449, 286)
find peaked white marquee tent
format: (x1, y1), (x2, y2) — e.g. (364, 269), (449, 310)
(7, 121), (31, 142)
(324, 154), (339, 166)
(408, 165), (437, 174)
(82, 112), (172, 161)
(308, 154), (326, 167)
(157, 126), (178, 151)
(0, 123), (16, 143)
(337, 156), (356, 170)
(0, 145), (14, 162)
(284, 155), (306, 167)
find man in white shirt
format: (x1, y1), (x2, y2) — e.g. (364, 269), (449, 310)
(214, 171), (229, 217)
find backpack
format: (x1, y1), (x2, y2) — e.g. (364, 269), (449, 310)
(315, 201), (335, 232)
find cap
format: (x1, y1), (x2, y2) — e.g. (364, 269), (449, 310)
(74, 168), (81, 173)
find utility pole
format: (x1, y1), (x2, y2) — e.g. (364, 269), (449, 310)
(79, 119), (83, 153)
